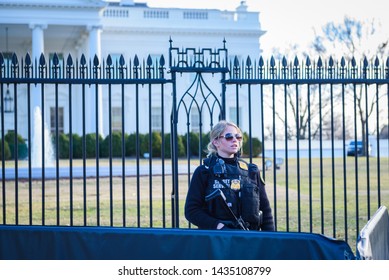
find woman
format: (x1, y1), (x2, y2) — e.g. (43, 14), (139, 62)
(185, 120), (275, 231)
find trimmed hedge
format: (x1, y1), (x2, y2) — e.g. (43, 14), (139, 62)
(1, 131), (262, 160)
(3, 131), (28, 160)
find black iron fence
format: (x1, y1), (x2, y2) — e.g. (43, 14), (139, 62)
(1, 41), (388, 249)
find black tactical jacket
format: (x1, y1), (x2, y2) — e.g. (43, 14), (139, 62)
(185, 154), (275, 231)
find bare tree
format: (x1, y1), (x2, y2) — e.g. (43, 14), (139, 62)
(263, 55), (333, 141)
(311, 16), (389, 155)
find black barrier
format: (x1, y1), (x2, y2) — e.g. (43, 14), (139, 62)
(0, 225), (355, 260)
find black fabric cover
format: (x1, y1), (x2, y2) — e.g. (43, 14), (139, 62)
(0, 225), (355, 260)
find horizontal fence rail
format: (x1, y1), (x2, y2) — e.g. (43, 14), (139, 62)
(0, 44), (388, 251)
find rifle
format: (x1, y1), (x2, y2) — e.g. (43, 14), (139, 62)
(205, 189), (249, 231)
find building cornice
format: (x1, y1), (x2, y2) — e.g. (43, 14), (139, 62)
(103, 26), (265, 38)
(0, 0), (106, 9)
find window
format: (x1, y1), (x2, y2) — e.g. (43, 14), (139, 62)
(191, 109), (200, 133)
(112, 107), (122, 132)
(151, 107), (162, 131)
(50, 107), (64, 133)
(229, 106), (242, 125)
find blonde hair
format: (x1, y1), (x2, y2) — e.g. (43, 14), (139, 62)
(206, 120), (243, 156)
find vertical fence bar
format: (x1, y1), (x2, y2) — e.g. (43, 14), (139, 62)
(95, 63), (101, 227)
(328, 60), (336, 237)
(148, 83), (153, 227)
(13, 81), (18, 225)
(68, 82), (74, 226)
(352, 83), (360, 237)
(307, 83), (313, 233)
(121, 82), (126, 227)
(40, 75), (46, 225)
(0, 83), (5, 224)
(55, 82), (60, 225)
(318, 82), (325, 235)
(364, 83), (371, 219)
(272, 83), (277, 230)
(283, 83), (290, 232)
(25, 55), (33, 225)
(171, 70), (179, 228)
(160, 83), (166, 228)
(247, 84), (253, 161)
(135, 82), (141, 227)
(295, 83), (301, 232)
(108, 82), (113, 227)
(66, 55), (74, 226)
(341, 82), (348, 242)
(81, 82), (87, 226)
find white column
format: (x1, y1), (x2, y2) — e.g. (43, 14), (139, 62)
(86, 25), (104, 137)
(29, 24), (50, 167)
(29, 24), (47, 111)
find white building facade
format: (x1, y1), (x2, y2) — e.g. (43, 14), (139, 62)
(0, 0), (265, 139)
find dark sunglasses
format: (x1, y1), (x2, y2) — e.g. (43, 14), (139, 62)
(218, 133), (243, 141)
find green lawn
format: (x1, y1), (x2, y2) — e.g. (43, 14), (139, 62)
(1, 156), (388, 253)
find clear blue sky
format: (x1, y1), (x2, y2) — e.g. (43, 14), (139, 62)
(144, 0), (388, 57)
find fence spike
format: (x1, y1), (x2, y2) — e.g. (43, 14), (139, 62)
(328, 56), (334, 67)
(259, 56), (264, 67)
(93, 55), (100, 67)
(134, 55), (139, 67)
(107, 54), (112, 66)
(282, 56), (287, 67)
(351, 57), (357, 67)
(39, 53), (46, 66)
(363, 56), (368, 68)
(305, 56), (311, 67)
(119, 54), (125, 66)
(147, 55), (153, 66)
(293, 56), (299, 67)
(159, 55), (165, 67)
(10, 53), (18, 66)
(270, 56), (275, 68)
(317, 57), (323, 68)
(374, 56), (379, 67)
(234, 56), (239, 68)
(25, 53), (31, 66)
(340, 57), (346, 67)
(53, 53), (59, 66)
(246, 56), (252, 67)
(80, 54), (86, 66)
(66, 54), (73, 66)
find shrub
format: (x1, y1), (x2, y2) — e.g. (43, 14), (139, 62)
(0, 140), (11, 160)
(164, 133), (185, 158)
(242, 132), (262, 157)
(58, 133), (69, 159)
(69, 133), (82, 159)
(101, 131), (124, 158)
(85, 133), (103, 158)
(4, 131), (27, 159)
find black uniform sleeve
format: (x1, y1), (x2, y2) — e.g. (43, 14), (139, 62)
(184, 166), (220, 229)
(257, 171), (275, 231)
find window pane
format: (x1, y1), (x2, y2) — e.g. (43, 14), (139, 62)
(112, 107), (122, 132)
(229, 106), (242, 125)
(191, 109), (200, 133)
(50, 107), (64, 133)
(151, 107), (161, 131)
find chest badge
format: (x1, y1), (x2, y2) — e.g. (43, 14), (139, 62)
(231, 179), (241, 190)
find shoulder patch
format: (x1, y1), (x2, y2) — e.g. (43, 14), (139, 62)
(238, 160), (248, 171)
